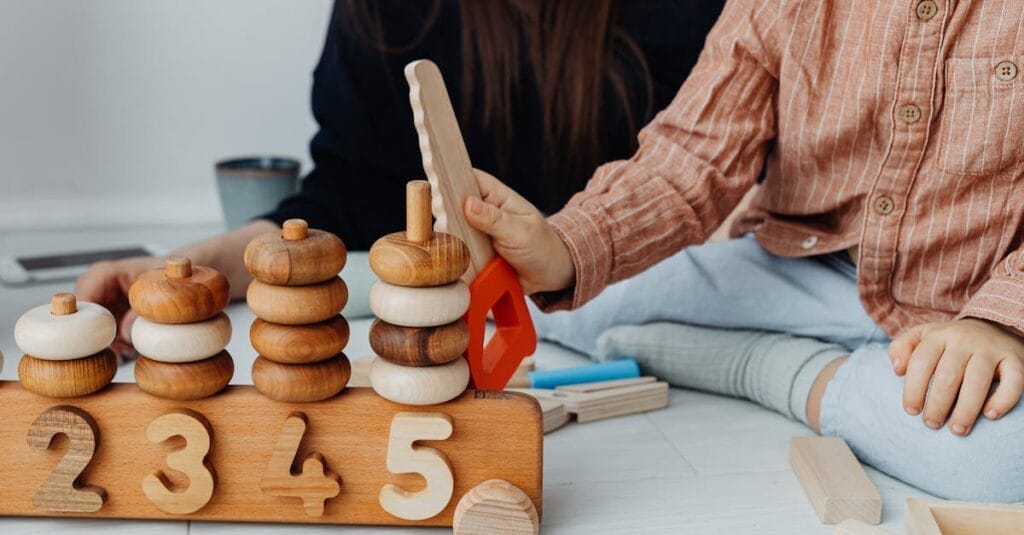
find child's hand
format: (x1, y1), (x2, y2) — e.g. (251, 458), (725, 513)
(462, 170), (575, 295)
(889, 319), (1024, 435)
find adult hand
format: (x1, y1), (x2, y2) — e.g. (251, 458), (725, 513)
(75, 256), (164, 360)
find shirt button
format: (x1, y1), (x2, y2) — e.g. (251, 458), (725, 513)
(874, 195), (896, 216)
(898, 104), (922, 124)
(996, 61), (1018, 82)
(802, 235), (819, 250)
(916, 0), (938, 21)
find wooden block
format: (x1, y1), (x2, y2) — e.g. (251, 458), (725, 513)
(247, 277), (348, 325)
(0, 384), (542, 526)
(405, 59), (495, 282)
(134, 351), (234, 400)
(789, 437), (882, 525)
(369, 280), (469, 328)
(252, 354), (351, 403)
(129, 257), (230, 324)
(250, 316), (350, 364)
(369, 318), (468, 367)
(19, 349), (117, 398)
(556, 376), (657, 393)
(904, 498), (1024, 535)
(143, 409), (215, 514)
(535, 397), (569, 434)
(370, 357), (470, 406)
(244, 219), (348, 286)
(15, 295), (116, 360)
(835, 519), (895, 534)
(511, 381), (670, 423)
(379, 412), (454, 520)
(261, 412), (341, 516)
(453, 479), (539, 535)
(131, 313), (231, 363)
(27, 405), (106, 512)
(506, 358), (535, 388)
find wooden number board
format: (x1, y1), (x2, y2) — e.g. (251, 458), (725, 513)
(0, 383), (543, 526)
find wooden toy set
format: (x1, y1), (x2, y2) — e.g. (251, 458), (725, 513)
(0, 60), (542, 532)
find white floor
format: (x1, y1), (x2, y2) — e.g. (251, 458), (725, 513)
(0, 225), (931, 534)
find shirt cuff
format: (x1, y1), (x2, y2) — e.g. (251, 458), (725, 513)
(530, 204), (614, 312)
(958, 276), (1024, 334)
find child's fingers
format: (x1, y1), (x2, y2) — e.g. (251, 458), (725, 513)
(465, 196), (508, 237)
(902, 336), (944, 415)
(921, 347), (970, 429)
(890, 324), (925, 375)
(982, 357), (1024, 420)
(947, 356), (996, 435)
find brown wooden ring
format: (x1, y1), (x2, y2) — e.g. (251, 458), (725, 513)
(369, 231), (470, 287)
(252, 353), (351, 403)
(244, 223), (347, 286)
(134, 350), (234, 400)
(369, 318), (468, 367)
(250, 316), (350, 364)
(19, 349), (117, 398)
(246, 277), (348, 325)
(128, 260), (230, 324)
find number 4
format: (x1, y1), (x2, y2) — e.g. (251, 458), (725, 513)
(379, 412), (454, 521)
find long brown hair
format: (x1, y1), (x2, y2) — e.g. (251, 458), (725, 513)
(343, 0), (651, 202)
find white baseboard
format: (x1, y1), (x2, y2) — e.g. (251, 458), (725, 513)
(0, 195), (224, 230)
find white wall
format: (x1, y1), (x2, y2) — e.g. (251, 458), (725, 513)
(0, 0), (333, 229)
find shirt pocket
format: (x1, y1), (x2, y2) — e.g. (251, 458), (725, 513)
(935, 56), (1024, 176)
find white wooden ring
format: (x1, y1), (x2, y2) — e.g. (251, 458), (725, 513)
(131, 313), (232, 363)
(369, 280), (469, 327)
(369, 356), (469, 405)
(14, 302), (116, 360)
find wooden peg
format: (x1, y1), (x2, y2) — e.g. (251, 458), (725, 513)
(369, 318), (468, 367)
(129, 260), (230, 324)
(166, 257), (192, 278)
(453, 479), (539, 535)
(134, 351), (234, 400)
(261, 412), (341, 516)
(369, 356), (469, 406)
(15, 301), (116, 361)
(19, 350), (117, 398)
(27, 405), (106, 513)
(379, 412), (454, 520)
(406, 180), (433, 243)
(247, 277), (348, 325)
(250, 316), (349, 364)
(369, 280), (469, 328)
(50, 293), (77, 315)
(244, 222), (347, 286)
(143, 409), (215, 514)
(282, 219), (309, 241)
(252, 354), (351, 403)
(132, 313), (231, 363)
(790, 437), (882, 525)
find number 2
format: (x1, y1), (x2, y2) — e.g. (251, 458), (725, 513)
(142, 409), (215, 514)
(27, 405), (106, 513)
(379, 412), (454, 520)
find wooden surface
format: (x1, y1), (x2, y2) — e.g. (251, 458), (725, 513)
(243, 222), (347, 286)
(453, 479), (539, 535)
(369, 318), (468, 367)
(14, 301), (116, 361)
(904, 498), (1024, 535)
(246, 278), (348, 325)
(19, 350), (117, 398)
(369, 357), (470, 406)
(134, 352), (234, 401)
(251, 354), (351, 402)
(0, 383), (542, 527)
(405, 60), (495, 281)
(369, 280), (469, 328)
(789, 437), (882, 525)
(129, 259), (230, 324)
(249, 316), (349, 364)
(131, 314), (231, 363)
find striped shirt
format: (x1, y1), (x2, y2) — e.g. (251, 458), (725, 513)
(542, 0), (1024, 336)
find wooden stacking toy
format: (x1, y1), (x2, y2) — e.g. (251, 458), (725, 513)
(15, 293), (117, 398)
(129, 258), (234, 400)
(245, 219), (352, 402)
(368, 181), (471, 406)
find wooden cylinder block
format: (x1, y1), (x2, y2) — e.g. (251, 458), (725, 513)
(131, 313), (232, 363)
(251, 354), (351, 402)
(369, 319), (468, 367)
(453, 479), (539, 535)
(369, 232), (470, 287)
(250, 316), (349, 364)
(369, 356), (469, 406)
(134, 351), (234, 400)
(244, 220), (347, 286)
(247, 277), (348, 325)
(369, 280), (469, 328)
(129, 258), (230, 324)
(14, 301), (116, 360)
(19, 349), (117, 398)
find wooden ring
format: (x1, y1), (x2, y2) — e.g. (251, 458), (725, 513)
(252, 354), (351, 402)
(369, 319), (468, 367)
(15, 301), (116, 360)
(369, 231), (469, 287)
(134, 350), (234, 400)
(369, 280), (469, 327)
(247, 277), (348, 325)
(369, 356), (469, 405)
(19, 349), (117, 398)
(244, 221), (347, 285)
(129, 258), (230, 323)
(250, 316), (349, 364)
(131, 313), (232, 363)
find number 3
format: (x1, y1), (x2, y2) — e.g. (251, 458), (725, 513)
(143, 410), (215, 514)
(379, 412), (454, 520)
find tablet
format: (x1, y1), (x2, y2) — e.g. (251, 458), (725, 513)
(0, 245), (163, 285)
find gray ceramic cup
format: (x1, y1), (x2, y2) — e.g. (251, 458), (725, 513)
(215, 156), (300, 229)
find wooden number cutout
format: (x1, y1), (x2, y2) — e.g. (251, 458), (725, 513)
(379, 412), (455, 520)
(27, 405), (106, 513)
(261, 412), (341, 516)
(143, 409), (215, 514)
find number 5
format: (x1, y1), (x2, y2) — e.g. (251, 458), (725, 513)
(379, 412), (454, 520)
